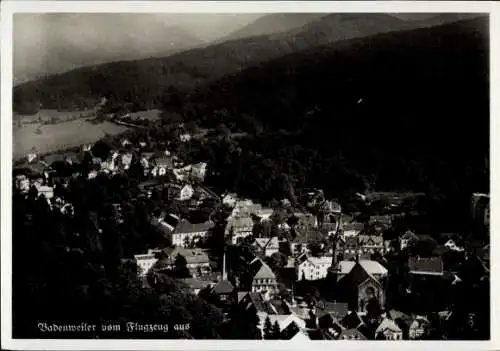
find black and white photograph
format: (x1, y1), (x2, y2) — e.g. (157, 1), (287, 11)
(1, 1), (498, 349)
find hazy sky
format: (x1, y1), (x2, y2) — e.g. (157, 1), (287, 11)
(13, 13), (263, 83)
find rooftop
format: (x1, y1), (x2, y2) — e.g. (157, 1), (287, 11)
(173, 219), (213, 234)
(408, 256), (444, 275)
(212, 280), (234, 295)
(335, 260), (388, 276)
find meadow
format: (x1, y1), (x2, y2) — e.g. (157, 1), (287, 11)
(13, 118), (129, 159)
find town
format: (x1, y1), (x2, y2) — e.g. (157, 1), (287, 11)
(12, 120), (490, 340)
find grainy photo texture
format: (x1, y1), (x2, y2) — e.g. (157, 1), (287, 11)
(11, 12), (489, 340)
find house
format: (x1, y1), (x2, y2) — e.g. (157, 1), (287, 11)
(162, 247), (211, 276)
(358, 235), (384, 257)
(254, 237), (280, 257)
(290, 229), (326, 256)
(225, 215), (254, 244)
(35, 184), (54, 199)
(333, 260), (388, 282)
(152, 156), (174, 177)
(375, 318), (403, 340)
(408, 256), (444, 276)
(334, 236), (359, 263)
(250, 258), (278, 296)
(296, 254), (332, 281)
(178, 184), (195, 201)
(120, 152), (133, 170)
(169, 219), (213, 247)
(290, 212), (318, 229)
(340, 311), (366, 330)
(211, 280), (234, 302)
(180, 133), (192, 142)
(408, 316), (430, 340)
(134, 250), (159, 276)
(334, 260), (387, 312)
(314, 301), (349, 328)
(230, 199), (263, 218)
(342, 222), (365, 237)
(257, 208), (274, 221)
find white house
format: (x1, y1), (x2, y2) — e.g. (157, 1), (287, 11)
(375, 318), (403, 340)
(134, 250), (159, 277)
(121, 153), (133, 170)
(296, 254), (332, 281)
(254, 237), (280, 257)
(36, 184), (54, 199)
(169, 219), (213, 247)
(178, 184), (195, 201)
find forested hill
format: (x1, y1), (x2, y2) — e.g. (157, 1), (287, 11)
(183, 16), (489, 221)
(218, 13), (327, 42)
(13, 14), (471, 114)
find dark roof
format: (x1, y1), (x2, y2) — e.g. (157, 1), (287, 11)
(173, 219), (213, 234)
(341, 312), (365, 329)
(269, 299), (290, 315)
(315, 301), (350, 320)
(280, 321), (302, 340)
(212, 280), (234, 295)
(245, 292), (274, 314)
(408, 256), (444, 275)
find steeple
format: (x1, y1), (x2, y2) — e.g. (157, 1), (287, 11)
(222, 251), (227, 281)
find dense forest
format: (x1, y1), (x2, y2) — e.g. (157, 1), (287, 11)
(172, 17), (489, 232)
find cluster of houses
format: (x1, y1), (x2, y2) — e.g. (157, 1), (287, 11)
(14, 130), (490, 340)
(131, 185), (490, 340)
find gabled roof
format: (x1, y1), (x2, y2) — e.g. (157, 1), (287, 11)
(315, 301), (349, 320)
(375, 318), (402, 334)
(173, 219), (213, 234)
(358, 235), (384, 246)
(408, 256), (443, 275)
(340, 262), (379, 287)
(255, 237), (279, 250)
(164, 247), (210, 265)
(341, 312), (365, 329)
(335, 260), (388, 277)
(253, 261), (276, 280)
(212, 280), (234, 295)
(245, 292), (274, 314)
(343, 222), (365, 232)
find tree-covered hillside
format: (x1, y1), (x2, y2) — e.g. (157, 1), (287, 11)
(13, 14), (474, 114)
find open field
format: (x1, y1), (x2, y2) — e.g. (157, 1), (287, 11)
(14, 109), (97, 125)
(14, 119), (129, 159)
